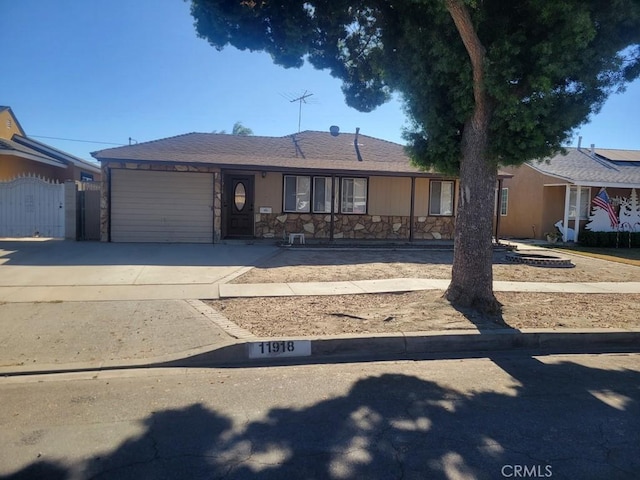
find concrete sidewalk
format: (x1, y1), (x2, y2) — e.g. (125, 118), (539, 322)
(0, 299), (246, 376)
(219, 278), (640, 297)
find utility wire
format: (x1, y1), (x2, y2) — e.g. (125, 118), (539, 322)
(29, 135), (127, 146)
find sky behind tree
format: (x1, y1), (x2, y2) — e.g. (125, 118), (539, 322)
(2, 0), (639, 162)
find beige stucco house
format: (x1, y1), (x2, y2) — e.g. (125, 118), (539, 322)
(92, 129), (475, 243)
(499, 146), (640, 241)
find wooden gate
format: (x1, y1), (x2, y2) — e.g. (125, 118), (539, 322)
(77, 181), (101, 240)
(0, 175), (65, 237)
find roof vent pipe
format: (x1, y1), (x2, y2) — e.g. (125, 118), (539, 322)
(590, 143), (595, 158)
(577, 136), (582, 150)
(354, 127), (363, 162)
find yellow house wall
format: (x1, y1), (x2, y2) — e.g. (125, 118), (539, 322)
(414, 178), (430, 217)
(0, 154), (68, 181)
(254, 172), (283, 211)
(254, 174), (423, 216)
(0, 155), (100, 182)
(500, 165), (558, 239)
(0, 110), (24, 140)
(542, 186), (568, 236)
(368, 177), (411, 216)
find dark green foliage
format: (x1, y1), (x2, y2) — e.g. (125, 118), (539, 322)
(579, 230), (640, 248)
(189, 0), (640, 173)
(232, 121), (253, 136)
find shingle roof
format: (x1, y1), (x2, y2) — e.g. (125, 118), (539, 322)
(1, 135), (101, 172)
(0, 137), (67, 167)
(93, 131), (446, 177)
(13, 136), (101, 172)
(527, 148), (640, 187)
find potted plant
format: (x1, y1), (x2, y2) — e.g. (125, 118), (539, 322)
(545, 231), (561, 243)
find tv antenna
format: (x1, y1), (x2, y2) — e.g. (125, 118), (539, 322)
(282, 90), (314, 132)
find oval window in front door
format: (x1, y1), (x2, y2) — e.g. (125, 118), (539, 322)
(234, 182), (246, 212)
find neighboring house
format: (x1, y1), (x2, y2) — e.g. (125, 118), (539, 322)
(499, 146), (640, 241)
(0, 106), (101, 182)
(92, 129), (494, 244)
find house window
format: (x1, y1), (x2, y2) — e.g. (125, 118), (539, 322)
(312, 177), (339, 213)
(429, 180), (454, 216)
(341, 178), (367, 214)
(283, 175), (311, 212)
(500, 188), (508, 216)
(569, 186), (590, 220)
(80, 172), (94, 181)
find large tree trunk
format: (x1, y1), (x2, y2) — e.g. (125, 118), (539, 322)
(445, 119), (501, 313)
(445, 0), (501, 314)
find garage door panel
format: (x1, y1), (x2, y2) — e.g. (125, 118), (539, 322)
(111, 169), (214, 243)
(111, 206), (212, 218)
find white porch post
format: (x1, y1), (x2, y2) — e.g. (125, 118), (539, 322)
(574, 186), (581, 243)
(563, 185), (571, 242)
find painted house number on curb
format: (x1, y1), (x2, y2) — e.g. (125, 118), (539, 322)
(248, 340), (311, 359)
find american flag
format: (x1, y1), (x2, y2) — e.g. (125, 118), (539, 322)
(592, 188), (619, 228)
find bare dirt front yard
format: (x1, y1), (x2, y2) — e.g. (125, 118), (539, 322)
(208, 248), (640, 337)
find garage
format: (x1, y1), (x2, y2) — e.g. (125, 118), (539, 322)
(110, 169), (214, 243)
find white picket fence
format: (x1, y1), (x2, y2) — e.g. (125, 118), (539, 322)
(0, 175), (65, 237)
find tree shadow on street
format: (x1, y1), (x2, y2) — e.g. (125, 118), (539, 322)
(3, 355), (639, 479)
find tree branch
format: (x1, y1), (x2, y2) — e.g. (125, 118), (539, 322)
(445, 0), (489, 123)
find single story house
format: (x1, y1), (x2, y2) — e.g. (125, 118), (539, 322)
(499, 145), (640, 241)
(0, 106), (101, 182)
(92, 129), (504, 244)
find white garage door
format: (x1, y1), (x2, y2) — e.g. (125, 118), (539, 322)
(111, 169), (213, 243)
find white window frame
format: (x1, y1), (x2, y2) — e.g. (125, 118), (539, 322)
(312, 177), (339, 213)
(283, 175), (311, 213)
(569, 186), (590, 220)
(80, 171), (95, 182)
(340, 177), (367, 214)
(429, 180), (455, 216)
(500, 187), (508, 216)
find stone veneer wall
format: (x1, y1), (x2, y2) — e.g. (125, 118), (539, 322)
(101, 163), (222, 242)
(254, 213), (454, 241)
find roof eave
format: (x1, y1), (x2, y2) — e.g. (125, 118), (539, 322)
(98, 157), (454, 178)
(0, 149), (67, 168)
(15, 136), (101, 173)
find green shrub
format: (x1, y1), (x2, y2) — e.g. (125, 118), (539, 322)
(579, 230), (640, 248)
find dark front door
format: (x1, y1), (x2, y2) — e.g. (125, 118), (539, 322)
(225, 174), (254, 237)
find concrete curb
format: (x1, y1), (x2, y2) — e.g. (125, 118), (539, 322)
(204, 328), (640, 366)
(3, 328), (639, 376)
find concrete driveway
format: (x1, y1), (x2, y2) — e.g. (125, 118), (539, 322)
(0, 239), (278, 302)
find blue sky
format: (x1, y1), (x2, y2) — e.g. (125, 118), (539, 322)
(2, 0), (639, 162)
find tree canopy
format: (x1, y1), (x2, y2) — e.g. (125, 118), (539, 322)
(232, 121), (253, 136)
(190, 0), (640, 313)
(191, 0), (639, 172)
(212, 121), (254, 135)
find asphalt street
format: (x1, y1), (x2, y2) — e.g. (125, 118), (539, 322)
(1, 352), (639, 480)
